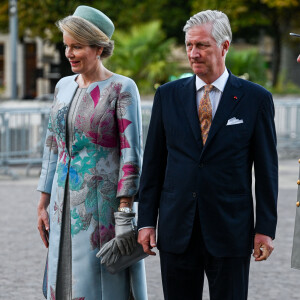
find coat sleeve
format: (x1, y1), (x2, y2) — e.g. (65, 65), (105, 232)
(116, 79), (143, 198)
(37, 98), (59, 194)
(137, 88), (168, 229)
(253, 92), (278, 239)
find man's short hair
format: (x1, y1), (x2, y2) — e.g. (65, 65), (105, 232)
(183, 10), (232, 47)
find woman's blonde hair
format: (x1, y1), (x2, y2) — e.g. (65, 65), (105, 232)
(57, 16), (114, 59)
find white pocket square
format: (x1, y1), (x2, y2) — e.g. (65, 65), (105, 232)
(226, 117), (244, 126)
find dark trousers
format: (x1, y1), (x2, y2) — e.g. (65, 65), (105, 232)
(159, 213), (251, 300)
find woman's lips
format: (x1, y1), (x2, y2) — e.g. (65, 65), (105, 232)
(70, 61), (79, 66)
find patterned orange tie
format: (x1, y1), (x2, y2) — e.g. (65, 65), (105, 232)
(199, 84), (214, 145)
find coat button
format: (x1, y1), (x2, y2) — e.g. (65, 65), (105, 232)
(297, 201), (300, 207)
(297, 180), (300, 185)
(199, 163), (204, 168)
(192, 192), (197, 198)
(298, 159), (300, 163)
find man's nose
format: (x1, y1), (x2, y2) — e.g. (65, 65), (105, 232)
(190, 46), (200, 58)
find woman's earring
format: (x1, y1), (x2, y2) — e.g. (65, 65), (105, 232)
(97, 55), (100, 60)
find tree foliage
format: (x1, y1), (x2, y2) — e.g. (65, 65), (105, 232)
(0, 0), (191, 87)
(226, 47), (268, 85)
(107, 21), (178, 94)
(2, 0), (300, 89)
(0, 0), (192, 43)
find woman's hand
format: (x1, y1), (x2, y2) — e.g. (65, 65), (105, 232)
(37, 192), (50, 248)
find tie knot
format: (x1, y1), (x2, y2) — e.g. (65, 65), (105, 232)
(204, 84), (214, 93)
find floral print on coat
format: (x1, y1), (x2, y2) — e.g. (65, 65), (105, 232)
(37, 74), (143, 299)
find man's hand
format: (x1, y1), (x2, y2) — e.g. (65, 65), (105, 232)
(138, 228), (157, 256)
(253, 233), (274, 261)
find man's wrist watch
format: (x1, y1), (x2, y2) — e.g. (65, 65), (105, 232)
(118, 207), (133, 213)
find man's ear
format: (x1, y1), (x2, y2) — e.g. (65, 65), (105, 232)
(222, 40), (230, 56)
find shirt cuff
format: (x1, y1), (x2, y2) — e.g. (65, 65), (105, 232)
(138, 226), (155, 231)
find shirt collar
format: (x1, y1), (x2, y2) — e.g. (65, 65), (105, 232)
(195, 68), (229, 92)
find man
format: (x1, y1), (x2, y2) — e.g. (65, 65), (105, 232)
(138, 10), (278, 300)
(291, 38), (300, 269)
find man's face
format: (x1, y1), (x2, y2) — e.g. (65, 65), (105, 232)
(185, 23), (228, 83)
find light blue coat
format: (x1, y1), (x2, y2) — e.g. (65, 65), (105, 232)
(37, 74), (147, 300)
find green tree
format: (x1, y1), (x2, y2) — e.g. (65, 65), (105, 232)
(108, 21), (178, 94)
(226, 47), (268, 85)
(0, 0), (193, 43)
(191, 0), (300, 87)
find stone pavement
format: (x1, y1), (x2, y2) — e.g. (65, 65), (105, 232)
(0, 159), (299, 300)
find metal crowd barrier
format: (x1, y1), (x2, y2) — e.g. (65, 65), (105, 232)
(0, 99), (299, 179)
(0, 107), (49, 178)
(274, 99), (300, 158)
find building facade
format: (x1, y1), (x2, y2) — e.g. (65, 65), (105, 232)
(0, 33), (60, 100)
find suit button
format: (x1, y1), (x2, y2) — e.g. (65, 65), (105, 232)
(298, 159), (300, 163)
(199, 163), (204, 168)
(297, 180), (300, 185)
(192, 192), (197, 198)
(297, 201), (300, 207)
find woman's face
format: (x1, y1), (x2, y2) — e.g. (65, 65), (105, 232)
(63, 33), (102, 75)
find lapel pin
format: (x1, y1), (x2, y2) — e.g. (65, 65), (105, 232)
(234, 96), (238, 100)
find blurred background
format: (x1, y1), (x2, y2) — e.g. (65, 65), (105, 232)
(1, 0), (300, 98)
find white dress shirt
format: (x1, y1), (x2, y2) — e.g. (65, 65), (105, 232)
(196, 69), (229, 119)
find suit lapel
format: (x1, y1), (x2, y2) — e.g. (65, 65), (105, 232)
(180, 75), (204, 150)
(201, 72), (244, 154)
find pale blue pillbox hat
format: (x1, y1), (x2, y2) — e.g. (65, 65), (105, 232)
(73, 5), (115, 39)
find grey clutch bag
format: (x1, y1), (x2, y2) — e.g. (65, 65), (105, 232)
(105, 241), (148, 274)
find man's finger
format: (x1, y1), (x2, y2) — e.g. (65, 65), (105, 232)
(253, 243), (261, 259)
(138, 228), (156, 256)
(150, 232), (157, 248)
(255, 245), (273, 261)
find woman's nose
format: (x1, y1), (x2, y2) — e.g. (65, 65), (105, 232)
(65, 47), (74, 58)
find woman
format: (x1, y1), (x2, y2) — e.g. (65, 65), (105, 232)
(37, 5), (147, 300)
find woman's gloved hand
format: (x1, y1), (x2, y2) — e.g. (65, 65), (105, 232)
(96, 211), (137, 266)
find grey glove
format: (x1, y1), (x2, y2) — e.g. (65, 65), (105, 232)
(96, 212), (137, 266)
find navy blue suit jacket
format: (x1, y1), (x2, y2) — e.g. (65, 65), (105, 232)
(138, 72), (278, 257)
